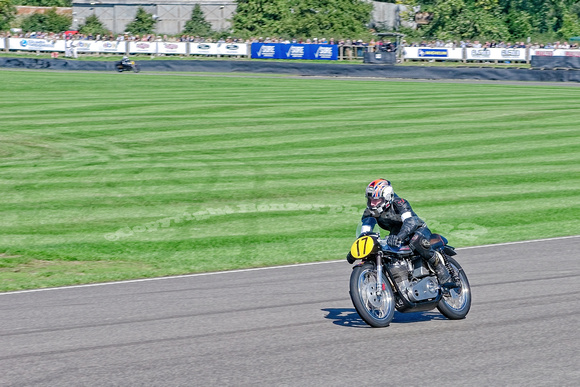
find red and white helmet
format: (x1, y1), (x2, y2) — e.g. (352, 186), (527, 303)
(365, 179), (394, 216)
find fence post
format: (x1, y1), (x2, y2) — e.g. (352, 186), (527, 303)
(526, 46), (530, 64)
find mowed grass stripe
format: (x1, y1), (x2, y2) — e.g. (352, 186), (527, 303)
(0, 70), (579, 291)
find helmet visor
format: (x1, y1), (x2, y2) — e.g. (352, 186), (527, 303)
(368, 197), (386, 209)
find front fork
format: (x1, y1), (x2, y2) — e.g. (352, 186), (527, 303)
(376, 251), (385, 292)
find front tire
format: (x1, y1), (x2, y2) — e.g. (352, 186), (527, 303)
(132, 64), (140, 73)
(350, 262), (395, 327)
(437, 256), (471, 319)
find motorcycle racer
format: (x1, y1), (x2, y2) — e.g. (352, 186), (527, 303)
(351, 178), (458, 288)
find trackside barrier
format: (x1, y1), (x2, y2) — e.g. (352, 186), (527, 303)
(250, 43), (338, 60)
(404, 46), (580, 63)
(3, 38), (349, 59)
(532, 49), (580, 57)
(403, 47), (464, 61)
(3, 37), (580, 63)
(4, 38), (249, 57)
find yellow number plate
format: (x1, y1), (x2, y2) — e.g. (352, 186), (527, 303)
(350, 235), (376, 259)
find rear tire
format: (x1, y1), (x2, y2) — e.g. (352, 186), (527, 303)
(349, 262), (395, 327)
(437, 256), (471, 319)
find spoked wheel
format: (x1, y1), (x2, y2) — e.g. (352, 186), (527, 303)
(437, 256), (471, 319)
(349, 262), (395, 327)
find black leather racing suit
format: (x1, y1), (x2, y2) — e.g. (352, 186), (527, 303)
(361, 194), (434, 260)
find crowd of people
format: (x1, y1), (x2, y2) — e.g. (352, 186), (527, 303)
(2, 30), (578, 52)
(406, 39), (580, 49)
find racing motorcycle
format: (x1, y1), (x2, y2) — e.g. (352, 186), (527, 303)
(115, 60), (140, 73)
(347, 221), (471, 327)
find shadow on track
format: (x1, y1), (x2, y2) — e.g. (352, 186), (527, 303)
(322, 308), (445, 328)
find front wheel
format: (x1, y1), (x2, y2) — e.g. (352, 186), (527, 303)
(132, 64), (140, 73)
(437, 256), (472, 319)
(350, 262), (395, 327)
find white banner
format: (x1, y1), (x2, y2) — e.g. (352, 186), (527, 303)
(466, 47), (527, 61)
(403, 47), (463, 60)
(188, 42), (248, 56)
(190, 42), (219, 55)
(9, 38), (65, 52)
(0, 38), (5, 50)
(530, 49), (555, 57)
(128, 41), (157, 54)
(216, 43), (248, 56)
(157, 42), (188, 55)
(72, 40), (126, 53)
(555, 49), (579, 57)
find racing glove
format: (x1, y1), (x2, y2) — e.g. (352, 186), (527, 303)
(387, 234), (402, 247)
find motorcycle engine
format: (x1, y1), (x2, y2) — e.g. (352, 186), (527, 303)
(406, 276), (439, 302)
(388, 258), (439, 302)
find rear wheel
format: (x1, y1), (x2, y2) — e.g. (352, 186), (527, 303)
(349, 262), (395, 327)
(437, 256), (471, 319)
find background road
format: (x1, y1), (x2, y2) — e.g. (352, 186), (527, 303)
(1, 236), (579, 386)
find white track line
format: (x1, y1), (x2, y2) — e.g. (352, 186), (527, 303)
(2, 235), (579, 296)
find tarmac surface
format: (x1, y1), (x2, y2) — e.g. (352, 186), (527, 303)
(1, 236), (579, 386)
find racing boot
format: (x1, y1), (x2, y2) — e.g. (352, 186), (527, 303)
(429, 251), (459, 289)
(346, 252), (356, 264)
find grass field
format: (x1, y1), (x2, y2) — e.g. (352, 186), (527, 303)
(1, 70), (579, 292)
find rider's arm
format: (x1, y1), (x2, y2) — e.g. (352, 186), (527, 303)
(393, 198), (423, 242)
(359, 213), (377, 235)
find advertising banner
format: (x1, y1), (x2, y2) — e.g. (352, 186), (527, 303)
(190, 42), (219, 55)
(70, 40), (125, 53)
(72, 40), (96, 52)
(97, 40), (126, 53)
(0, 38), (4, 50)
(403, 47), (463, 60)
(216, 43), (248, 56)
(559, 49), (580, 57)
(465, 47), (527, 61)
(9, 38), (65, 52)
(157, 42), (188, 55)
(251, 43), (338, 60)
(311, 45), (337, 60)
(99, 40), (125, 53)
(251, 43), (279, 59)
(128, 41), (157, 54)
(531, 49), (554, 57)
(529, 49), (580, 57)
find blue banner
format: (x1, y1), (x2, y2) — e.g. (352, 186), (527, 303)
(251, 43), (338, 60)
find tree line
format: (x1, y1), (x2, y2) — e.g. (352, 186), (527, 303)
(402, 0), (580, 42)
(1, 0), (580, 42)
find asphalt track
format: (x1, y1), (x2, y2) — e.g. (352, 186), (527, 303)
(1, 236), (579, 386)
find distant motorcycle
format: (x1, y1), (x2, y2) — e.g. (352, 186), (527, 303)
(116, 60), (140, 73)
(347, 221), (471, 327)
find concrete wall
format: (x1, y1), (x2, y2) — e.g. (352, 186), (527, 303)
(71, 1), (402, 36)
(72, 1), (236, 35)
